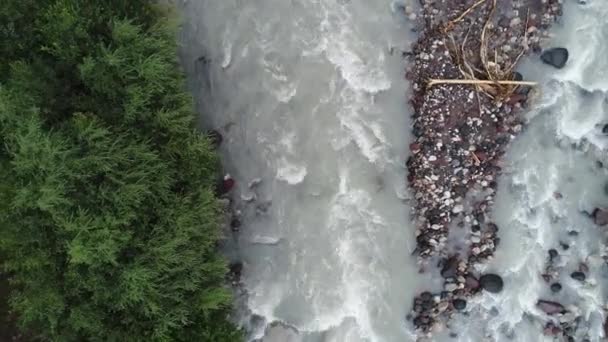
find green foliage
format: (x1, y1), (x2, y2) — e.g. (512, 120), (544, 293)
(0, 1), (241, 341)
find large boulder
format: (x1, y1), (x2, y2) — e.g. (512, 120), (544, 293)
(479, 274), (504, 293)
(540, 48), (569, 69)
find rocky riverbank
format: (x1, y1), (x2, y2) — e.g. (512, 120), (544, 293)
(403, 0), (562, 336)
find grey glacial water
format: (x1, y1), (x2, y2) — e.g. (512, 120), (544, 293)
(178, 0), (422, 341)
(177, 0), (608, 341)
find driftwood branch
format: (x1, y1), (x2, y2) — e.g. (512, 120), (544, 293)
(427, 79), (537, 88)
(443, 0), (488, 32)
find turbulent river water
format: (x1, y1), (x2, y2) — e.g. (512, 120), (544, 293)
(177, 0), (608, 341)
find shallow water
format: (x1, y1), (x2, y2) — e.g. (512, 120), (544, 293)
(177, 0), (608, 341)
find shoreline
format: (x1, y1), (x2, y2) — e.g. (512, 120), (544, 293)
(403, 0), (562, 336)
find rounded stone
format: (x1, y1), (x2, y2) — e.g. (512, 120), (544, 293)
(453, 298), (467, 311)
(479, 274), (504, 293)
(548, 249), (558, 260)
(550, 283), (562, 293)
(540, 47), (569, 69)
(571, 271), (586, 282)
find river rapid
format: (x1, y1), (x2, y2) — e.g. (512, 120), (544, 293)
(177, 0), (608, 341)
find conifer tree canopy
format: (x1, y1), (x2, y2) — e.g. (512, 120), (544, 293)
(0, 1), (241, 340)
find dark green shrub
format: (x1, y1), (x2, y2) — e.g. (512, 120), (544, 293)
(0, 1), (241, 341)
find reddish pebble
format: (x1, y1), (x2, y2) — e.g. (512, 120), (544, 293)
(410, 143), (421, 153)
(465, 275), (480, 290)
(506, 94), (527, 106)
(218, 175), (236, 194)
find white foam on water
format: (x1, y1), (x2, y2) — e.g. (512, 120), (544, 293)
(276, 158), (308, 185)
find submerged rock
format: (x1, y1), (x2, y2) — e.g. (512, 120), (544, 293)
(571, 271), (586, 282)
(537, 300), (566, 315)
(453, 298), (467, 311)
(540, 47), (569, 69)
(548, 249), (559, 260)
(550, 283), (562, 293)
(479, 274), (504, 293)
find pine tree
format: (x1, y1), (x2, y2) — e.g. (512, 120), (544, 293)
(0, 1), (241, 341)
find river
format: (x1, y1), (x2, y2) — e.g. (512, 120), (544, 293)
(177, 0), (608, 341)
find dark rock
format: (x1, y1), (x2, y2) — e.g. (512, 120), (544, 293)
(541, 47), (569, 69)
(217, 176), (235, 194)
(571, 271), (586, 282)
(498, 17), (510, 28)
(229, 262), (243, 280)
(513, 72), (523, 81)
(479, 274), (504, 293)
(537, 300), (566, 315)
(420, 291), (433, 301)
(206, 129), (223, 148)
(486, 223), (499, 233)
(592, 208), (608, 226)
(550, 283), (562, 293)
(560, 242), (570, 250)
(603, 124), (608, 134)
(441, 256), (459, 278)
(453, 298), (467, 311)
(230, 218), (241, 231)
(548, 249), (559, 260)
(568, 230), (579, 236)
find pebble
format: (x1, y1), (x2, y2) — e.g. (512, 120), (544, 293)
(445, 283), (459, 292)
(452, 204), (464, 214)
(537, 300), (566, 315)
(465, 275), (480, 290)
(550, 283), (562, 293)
(453, 299), (467, 311)
(510, 17), (522, 27)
